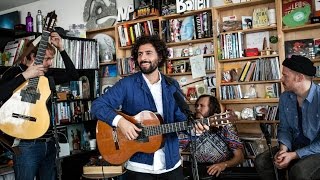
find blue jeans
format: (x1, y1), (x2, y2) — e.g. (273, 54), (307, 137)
(255, 146), (320, 180)
(13, 140), (56, 180)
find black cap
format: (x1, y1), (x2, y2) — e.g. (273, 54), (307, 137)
(282, 55), (316, 76)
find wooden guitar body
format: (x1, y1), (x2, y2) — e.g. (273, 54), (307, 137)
(97, 111), (164, 165)
(0, 76), (50, 139)
(97, 110), (231, 165)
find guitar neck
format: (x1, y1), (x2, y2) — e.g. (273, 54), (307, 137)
(144, 118), (210, 136)
(28, 31), (50, 87)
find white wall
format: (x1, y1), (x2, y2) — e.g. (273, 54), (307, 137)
(0, 0), (132, 30)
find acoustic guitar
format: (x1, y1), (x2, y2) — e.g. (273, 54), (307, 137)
(0, 11), (57, 139)
(97, 110), (233, 165)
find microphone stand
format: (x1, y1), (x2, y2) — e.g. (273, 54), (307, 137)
(48, 77), (62, 180)
(260, 123), (279, 180)
(186, 110), (199, 180)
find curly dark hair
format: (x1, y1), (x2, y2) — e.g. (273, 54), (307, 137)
(131, 35), (169, 67)
(195, 94), (221, 116)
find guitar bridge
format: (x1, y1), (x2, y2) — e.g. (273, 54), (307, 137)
(12, 113), (37, 122)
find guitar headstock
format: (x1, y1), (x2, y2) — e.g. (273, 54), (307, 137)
(198, 111), (238, 127)
(43, 11), (57, 32)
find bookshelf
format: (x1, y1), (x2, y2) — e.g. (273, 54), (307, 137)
(84, 0), (320, 169)
(212, 0), (281, 167)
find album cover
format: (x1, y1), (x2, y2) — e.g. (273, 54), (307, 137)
(284, 38), (313, 59)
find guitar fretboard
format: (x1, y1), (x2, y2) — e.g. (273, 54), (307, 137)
(144, 118), (210, 136)
(28, 31), (50, 88)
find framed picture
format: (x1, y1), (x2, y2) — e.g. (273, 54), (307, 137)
(186, 87), (197, 100)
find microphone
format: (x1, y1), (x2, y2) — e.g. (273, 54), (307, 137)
(260, 123), (272, 145)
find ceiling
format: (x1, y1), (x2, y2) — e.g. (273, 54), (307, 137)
(0, 0), (39, 12)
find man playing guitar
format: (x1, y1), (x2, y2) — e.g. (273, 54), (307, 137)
(0, 31), (78, 180)
(91, 35), (207, 180)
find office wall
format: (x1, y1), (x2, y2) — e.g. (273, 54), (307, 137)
(0, 0), (132, 30)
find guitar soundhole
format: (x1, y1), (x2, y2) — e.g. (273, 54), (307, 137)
(20, 87), (40, 104)
(135, 123), (149, 142)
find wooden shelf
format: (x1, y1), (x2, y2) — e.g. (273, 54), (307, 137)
(99, 61), (117, 66)
(167, 70), (215, 77)
(117, 16), (159, 26)
(218, 54), (279, 63)
(312, 58), (320, 63)
(167, 37), (213, 47)
(119, 45), (132, 50)
(235, 120), (279, 124)
(220, 98), (279, 104)
(168, 53), (214, 61)
(86, 26), (115, 33)
(161, 8), (212, 20)
(215, 0), (274, 11)
(282, 23), (320, 33)
(220, 26), (277, 35)
(221, 80), (280, 86)
(313, 77), (320, 81)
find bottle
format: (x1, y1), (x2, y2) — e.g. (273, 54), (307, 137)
(36, 10), (43, 33)
(26, 12), (33, 32)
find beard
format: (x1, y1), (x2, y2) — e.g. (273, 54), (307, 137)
(138, 60), (159, 74)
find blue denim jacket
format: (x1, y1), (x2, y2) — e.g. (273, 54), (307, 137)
(91, 72), (187, 169)
(278, 83), (320, 158)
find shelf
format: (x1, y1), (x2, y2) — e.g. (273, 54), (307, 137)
(86, 26), (115, 33)
(117, 16), (159, 26)
(119, 45), (132, 50)
(168, 53), (214, 61)
(167, 70), (215, 76)
(99, 61), (117, 66)
(220, 98), (279, 104)
(220, 26), (277, 35)
(312, 58), (320, 63)
(282, 23), (320, 33)
(218, 54), (279, 63)
(161, 8), (212, 20)
(314, 77), (320, 81)
(167, 37), (213, 47)
(215, 0), (274, 11)
(235, 120), (279, 124)
(221, 80), (280, 86)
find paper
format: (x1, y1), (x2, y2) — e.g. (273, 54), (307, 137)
(190, 55), (206, 79)
(246, 31), (270, 51)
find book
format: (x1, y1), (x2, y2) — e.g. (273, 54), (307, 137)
(252, 7), (269, 28)
(282, 0), (312, 16)
(314, 38), (320, 58)
(241, 16), (252, 30)
(79, 76), (90, 99)
(67, 124), (85, 152)
(238, 61), (251, 82)
(284, 38), (314, 59)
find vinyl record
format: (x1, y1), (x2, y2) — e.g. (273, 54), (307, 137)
(93, 34), (115, 62)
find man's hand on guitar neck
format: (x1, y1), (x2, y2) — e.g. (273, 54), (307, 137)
(50, 32), (64, 52)
(194, 114), (210, 135)
(22, 64), (46, 79)
(118, 117), (142, 140)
